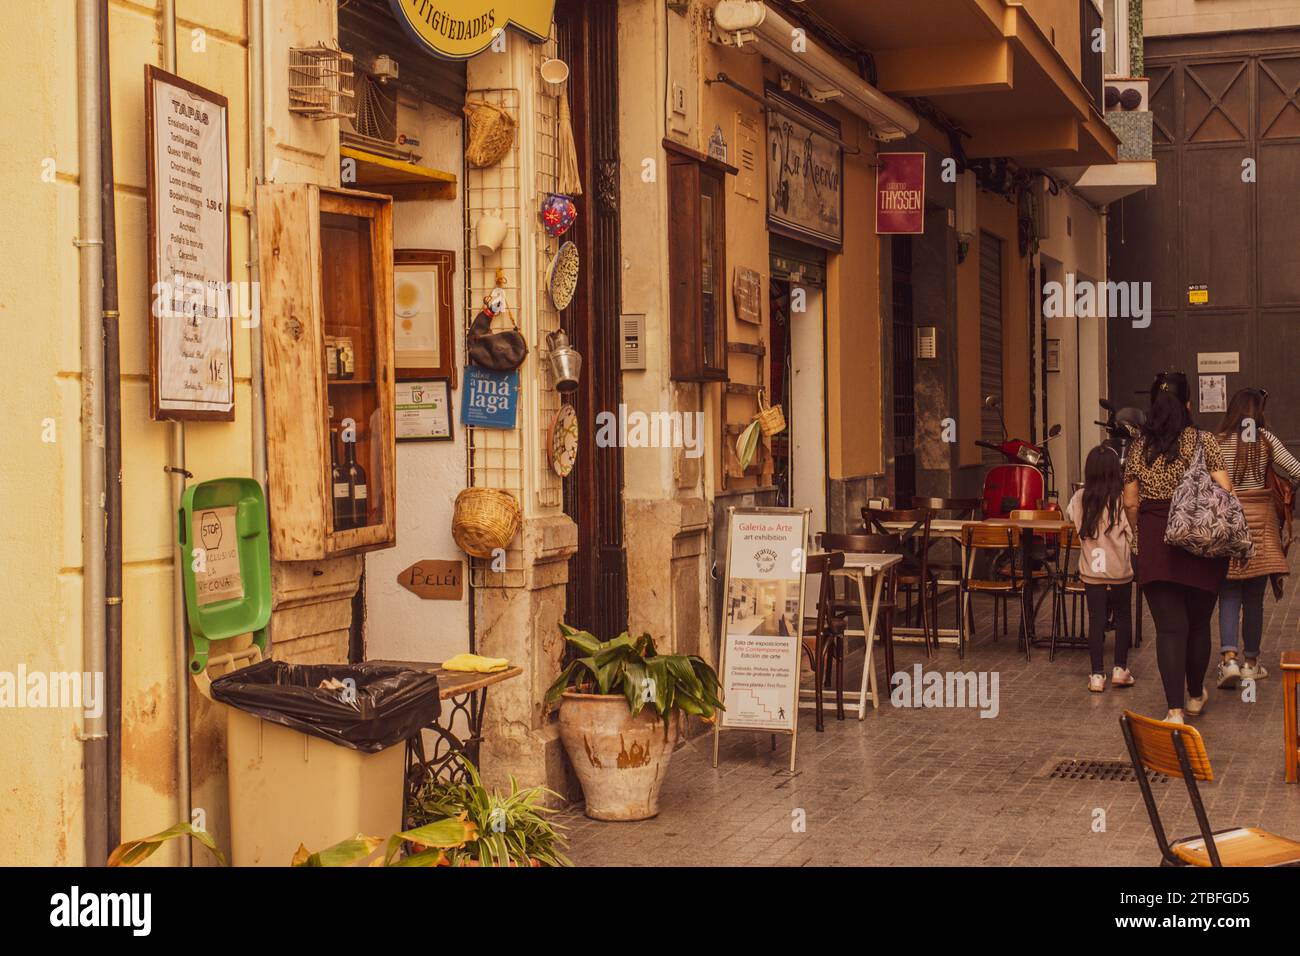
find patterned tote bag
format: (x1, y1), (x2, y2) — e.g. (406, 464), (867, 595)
(1164, 439), (1254, 560)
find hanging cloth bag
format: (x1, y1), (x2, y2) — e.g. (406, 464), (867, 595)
(1164, 438), (1254, 560)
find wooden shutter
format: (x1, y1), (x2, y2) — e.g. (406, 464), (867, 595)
(979, 230), (1003, 461)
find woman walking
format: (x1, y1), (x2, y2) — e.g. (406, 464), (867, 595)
(1213, 387), (1300, 688)
(1123, 372), (1234, 723)
(1066, 446), (1134, 693)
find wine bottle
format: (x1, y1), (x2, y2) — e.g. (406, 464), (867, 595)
(331, 431), (351, 531)
(344, 437), (368, 529)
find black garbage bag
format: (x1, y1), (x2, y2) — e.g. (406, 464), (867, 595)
(211, 660), (441, 753)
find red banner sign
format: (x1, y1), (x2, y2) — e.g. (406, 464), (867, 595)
(875, 152), (926, 235)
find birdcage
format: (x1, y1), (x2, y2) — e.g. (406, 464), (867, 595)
(288, 44), (356, 121)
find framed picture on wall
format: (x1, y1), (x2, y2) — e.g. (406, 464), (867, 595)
(395, 378), (453, 442)
(394, 249), (456, 386)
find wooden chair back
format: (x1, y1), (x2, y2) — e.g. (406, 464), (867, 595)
(961, 522), (1020, 551)
(817, 532), (900, 554)
(1010, 508), (1061, 522)
(804, 550), (846, 575)
(1121, 710), (1214, 781)
(912, 496), (981, 519)
(1120, 710), (1220, 866)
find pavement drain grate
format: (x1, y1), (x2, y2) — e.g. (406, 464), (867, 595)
(1047, 758), (1167, 784)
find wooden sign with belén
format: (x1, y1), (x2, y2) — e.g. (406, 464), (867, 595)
(397, 559), (464, 600)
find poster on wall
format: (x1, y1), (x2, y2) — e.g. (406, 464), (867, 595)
(765, 90), (843, 251)
(460, 366), (519, 429)
(713, 507), (810, 774)
(145, 65), (234, 421)
(875, 152), (926, 235)
(1199, 374), (1227, 414)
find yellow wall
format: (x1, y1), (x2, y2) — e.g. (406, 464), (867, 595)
(1020, 0), (1086, 75)
(0, 0), (261, 865)
(1144, 0), (1300, 36)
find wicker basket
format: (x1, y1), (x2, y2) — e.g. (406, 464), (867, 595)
(463, 101), (516, 168)
(452, 487), (521, 557)
(755, 389), (786, 438)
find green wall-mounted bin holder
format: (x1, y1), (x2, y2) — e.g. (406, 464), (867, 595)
(179, 477), (272, 675)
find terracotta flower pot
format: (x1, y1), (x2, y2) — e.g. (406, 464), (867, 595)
(557, 692), (679, 821)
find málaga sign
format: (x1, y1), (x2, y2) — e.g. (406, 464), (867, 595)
(387, 0), (556, 60)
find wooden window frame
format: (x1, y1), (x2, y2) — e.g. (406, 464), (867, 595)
(664, 138), (737, 383)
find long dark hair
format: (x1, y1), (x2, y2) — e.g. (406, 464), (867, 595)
(1080, 445), (1124, 539)
(1142, 370), (1193, 466)
(1216, 387), (1268, 485)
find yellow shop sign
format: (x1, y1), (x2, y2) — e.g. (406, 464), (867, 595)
(388, 0), (555, 60)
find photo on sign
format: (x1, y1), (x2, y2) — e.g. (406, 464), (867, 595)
(726, 577), (798, 637)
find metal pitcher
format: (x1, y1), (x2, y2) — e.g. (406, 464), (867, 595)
(546, 328), (582, 393)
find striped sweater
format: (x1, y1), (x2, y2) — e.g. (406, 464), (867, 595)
(1215, 429), (1300, 490)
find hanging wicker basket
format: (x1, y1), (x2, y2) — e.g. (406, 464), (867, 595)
(755, 389), (786, 438)
(463, 101), (516, 168)
(452, 487), (522, 557)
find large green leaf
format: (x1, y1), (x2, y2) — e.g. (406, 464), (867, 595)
(293, 833), (384, 867)
(108, 821), (227, 868)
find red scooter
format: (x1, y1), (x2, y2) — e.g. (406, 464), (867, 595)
(974, 396), (1062, 518)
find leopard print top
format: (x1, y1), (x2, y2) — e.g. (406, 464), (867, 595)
(1123, 427), (1226, 501)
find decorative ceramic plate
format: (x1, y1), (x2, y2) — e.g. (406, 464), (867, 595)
(547, 403), (578, 478)
(547, 241), (580, 312)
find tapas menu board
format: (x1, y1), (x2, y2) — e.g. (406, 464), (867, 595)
(145, 66), (234, 420)
(713, 507), (810, 773)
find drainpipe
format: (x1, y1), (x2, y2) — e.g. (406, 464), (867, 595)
(77, 0), (108, 867)
(249, 0), (267, 491)
(98, 0), (124, 856)
(159, 0), (193, 868)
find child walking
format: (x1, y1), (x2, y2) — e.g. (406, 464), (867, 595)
(1066, 446), (1136, 693)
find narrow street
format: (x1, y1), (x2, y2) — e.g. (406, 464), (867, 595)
(563, 556), (1300, 866)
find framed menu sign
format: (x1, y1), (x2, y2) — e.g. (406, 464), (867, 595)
(145, 66), (234, 421)
(712, 506), (810, 774)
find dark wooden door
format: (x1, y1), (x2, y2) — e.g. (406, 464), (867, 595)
(1108, 30), (1300, 450)
(558, 0), (627, 638)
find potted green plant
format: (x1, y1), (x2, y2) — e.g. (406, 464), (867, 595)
(407, 760), (571, 867)
(544, 624), (723, 821)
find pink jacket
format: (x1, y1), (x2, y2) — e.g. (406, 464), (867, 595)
(1066, 489), (1134, 585)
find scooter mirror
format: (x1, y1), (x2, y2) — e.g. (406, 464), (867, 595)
(1049, 424), (1062, 438)
(1099, 398), (1115, 412)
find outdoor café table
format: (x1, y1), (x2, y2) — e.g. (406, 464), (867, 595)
(800, 550), (902, 719)
(980, 516), (1073, 648)
(371, 660), (522, 807)
(878, 517), (967, 648)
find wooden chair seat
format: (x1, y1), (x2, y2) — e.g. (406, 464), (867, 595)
(803, 615), (846, 634)
(1170, 828), (1300, 867)
(1063, 579), (1086, 594)
(967, 579), (1016, 592)
(997, 564), (1054, 579)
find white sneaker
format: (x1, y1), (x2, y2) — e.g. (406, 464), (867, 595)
(1164, 710), (1185, 725)
(1216, 657), (1241, 689)
(1241, 660), (1269, 681)
(1111, 666), (1135, 687)
(1185, 690), (1209, 717)
(1089, 674), (1106, 693)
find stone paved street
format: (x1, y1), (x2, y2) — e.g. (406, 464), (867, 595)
(559, 557), (1300, 866)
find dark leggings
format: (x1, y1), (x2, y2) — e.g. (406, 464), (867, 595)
(1084, 581), (1132, 674)
(1143, 580), (1218, 709)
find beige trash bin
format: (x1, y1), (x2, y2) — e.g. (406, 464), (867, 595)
(225, 706), (406, 866)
